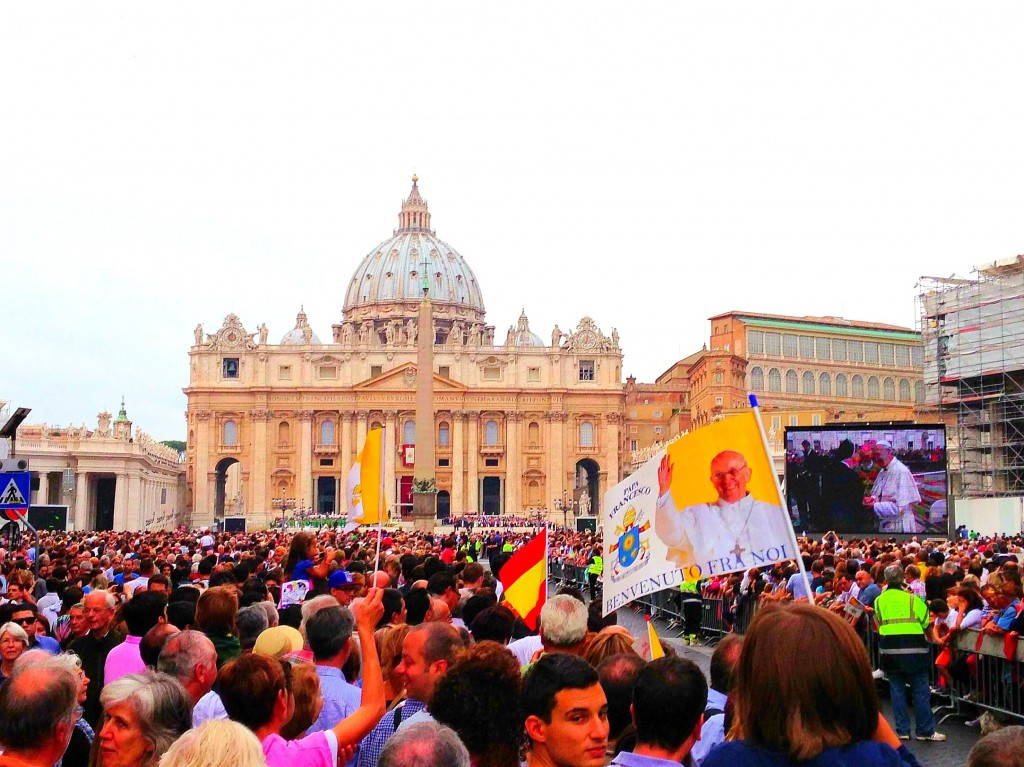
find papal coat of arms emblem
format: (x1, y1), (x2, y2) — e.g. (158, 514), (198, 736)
(609, 507), (650, 575)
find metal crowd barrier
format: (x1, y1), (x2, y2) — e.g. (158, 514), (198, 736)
(859, 619), (1023, 724)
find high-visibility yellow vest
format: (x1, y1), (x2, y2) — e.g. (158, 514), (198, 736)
(588, 555), (603, 575)
(875, 588), (927, 637)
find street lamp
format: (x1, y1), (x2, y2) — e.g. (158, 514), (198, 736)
(553, 491), (575, 530)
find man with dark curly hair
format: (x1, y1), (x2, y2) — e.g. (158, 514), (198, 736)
(430, 641), (524, 767)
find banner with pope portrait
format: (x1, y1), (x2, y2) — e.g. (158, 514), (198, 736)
(602, 411), (797, 616)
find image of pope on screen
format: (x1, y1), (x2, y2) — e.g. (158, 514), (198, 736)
(655, 449), (793, 574)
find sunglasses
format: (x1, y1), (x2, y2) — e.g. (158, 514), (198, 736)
(12, 617), (35, 626)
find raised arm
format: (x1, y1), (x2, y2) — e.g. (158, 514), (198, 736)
(331, 587), (387, 745)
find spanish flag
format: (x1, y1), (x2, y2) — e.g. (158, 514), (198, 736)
(499, 529), (547, 631)
(344, 428), (384, 531)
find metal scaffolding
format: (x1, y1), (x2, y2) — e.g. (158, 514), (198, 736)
(918, 256), (1024, 497)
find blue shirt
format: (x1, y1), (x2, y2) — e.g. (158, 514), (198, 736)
(357, 699), (426, 767)
(857, 582), (882, 608)
(703, 740), (922, 767)
(997, 600), (1022, 631)
(691, 688), (729, 766)
(31, 635), (61, 655)
(610, 751), (683, 767)
(308, 666), (362, 734)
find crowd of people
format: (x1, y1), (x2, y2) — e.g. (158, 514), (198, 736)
(0, 523), (1021, 767)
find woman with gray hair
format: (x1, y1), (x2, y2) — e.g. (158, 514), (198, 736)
(95, 670), (192, 767)
(0, 620), (30, 685)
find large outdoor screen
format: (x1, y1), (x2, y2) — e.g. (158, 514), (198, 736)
(783, 423), (948, 535)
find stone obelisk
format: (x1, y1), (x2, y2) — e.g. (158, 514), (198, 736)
(411, 261), (437, 531)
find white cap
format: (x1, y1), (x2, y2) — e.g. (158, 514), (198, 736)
(875, 441), (893, 450)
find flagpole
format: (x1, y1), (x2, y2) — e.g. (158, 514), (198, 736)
(748, 393), (815, 602)
(374, 425), (385, 569)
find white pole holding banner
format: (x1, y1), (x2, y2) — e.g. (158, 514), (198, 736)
(374, 424), (386, 569)
(748, 393), (815, 602)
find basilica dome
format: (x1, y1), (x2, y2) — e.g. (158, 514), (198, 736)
(342, 178), (485, 319)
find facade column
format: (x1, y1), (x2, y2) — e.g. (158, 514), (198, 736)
(193, 411), (213, 526)
(340, 411), (354, 484)
(466, 411), (479, 513)
(74, 472), (91, 531)
(252, 410), (269, 521)
(127, 474), (143, 530)
(604, 413), (621, 498)
(384, 411), (398, 518)
(208, 472), (218, 523)
(113, 473), (129, 531)
(550, 411), (566, 509)
(299, 411), (314, 512)
(356, 411), (368, 451)
(451, 412), (465, 515)
(505, 413), (520, 515)
(35, 473), (49, 505)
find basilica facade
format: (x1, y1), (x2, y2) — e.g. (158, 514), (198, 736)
(185, 179), (625, 529)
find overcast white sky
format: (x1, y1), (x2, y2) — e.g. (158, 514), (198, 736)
(4, 2), (1024, 441)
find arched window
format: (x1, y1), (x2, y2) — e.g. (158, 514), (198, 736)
(750, 367), (764, 391)
(528, 480), (541, 505)
(320, 420), (335, 446)
(223, 420), (237, 447)
(852, 375), (864, 399)
(768, 368), (782, 392)
(836, 373), (848, 397)
(899, 378), (911, 401)
(802, 371), (815, 395)
(278, 421), (290, 447)
(819, 372), (831, 396)
(785, 369), (798, 394)
(915, 380), (925, 403)
(868, 376), (880, 399)
(580, 421), (595, 448)
(438, 422), (450, 447)
(403, 419), (415, 444)
(484, 420), (499, 446)
(883, 377), (895, 401)
(370, 420), (383, 431)
(528, 421), (540, 447)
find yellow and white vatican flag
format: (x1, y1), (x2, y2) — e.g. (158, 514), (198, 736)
(344, 427), (385, 531)
(602, 396), (803, 616)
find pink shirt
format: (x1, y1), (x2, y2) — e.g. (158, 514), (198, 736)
(262, 731), (338, 767)
(104, 635), (145, 685)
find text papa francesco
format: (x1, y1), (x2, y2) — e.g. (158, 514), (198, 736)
(604, 543), (791, 613)
(611, 481), (651, 515)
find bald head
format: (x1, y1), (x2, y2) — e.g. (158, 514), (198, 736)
(369, 571), (392, 589)
(0, 666), (79, 756)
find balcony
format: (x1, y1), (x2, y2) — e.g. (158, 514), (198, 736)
(217, 444), (241, 454)
(575, 445), (600, 455)
(314, 443), (339, 456)
(480, 444), (505, 456)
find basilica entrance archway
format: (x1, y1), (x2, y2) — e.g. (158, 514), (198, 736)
(574, 458), (600, 516)
(215, 457), (241, 525)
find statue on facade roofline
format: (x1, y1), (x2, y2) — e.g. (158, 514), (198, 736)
(194, 324), (204, 345)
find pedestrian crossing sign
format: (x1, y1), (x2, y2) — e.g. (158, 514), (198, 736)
(0, 472), (30, 518)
